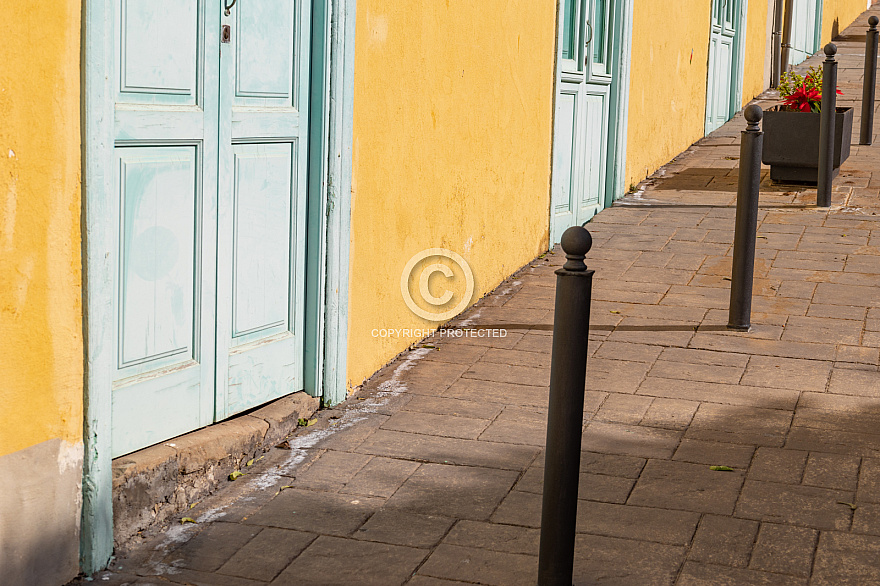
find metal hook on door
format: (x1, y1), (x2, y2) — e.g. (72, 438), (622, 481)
(224, 0), (237, 16)
(584, 21), (593, 65)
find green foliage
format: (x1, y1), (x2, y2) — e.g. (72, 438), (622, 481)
(778, 66), (823, 98)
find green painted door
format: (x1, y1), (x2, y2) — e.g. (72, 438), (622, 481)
(551, 0), (614, 240)
(788, 0), (820, 67)
(111, 0), (311, 456)
(706, 0), (739, 133)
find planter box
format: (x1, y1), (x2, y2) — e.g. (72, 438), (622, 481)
(762, 106), (853, 183)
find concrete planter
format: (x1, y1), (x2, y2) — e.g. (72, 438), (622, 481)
(762, 106), (854, 183)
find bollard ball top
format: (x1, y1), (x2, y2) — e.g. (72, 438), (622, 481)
(824, 43), (838, 56)
(560, 226), (592, 271)
(561, 226), (592, 257)
(870, 16), (879, 27)
(744, 105), (763, 124)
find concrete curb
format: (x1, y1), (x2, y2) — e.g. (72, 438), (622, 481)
(110, 392), (320, 546)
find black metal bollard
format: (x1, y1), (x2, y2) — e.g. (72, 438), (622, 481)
(538, 226), (594, 586)
(728, 105), (764, 332)
(861, 16), (879, 145)
(818, 43), (839, 208)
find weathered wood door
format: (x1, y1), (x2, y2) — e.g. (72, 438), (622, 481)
(111, 0), (310, 456)
(551, 0), (614, 239)
(706, 0), (739, 133)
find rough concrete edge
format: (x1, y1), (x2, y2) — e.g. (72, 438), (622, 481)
(110, 391), (320, 547)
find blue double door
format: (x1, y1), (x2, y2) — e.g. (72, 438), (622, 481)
(111, 0), (311, 456)
(551, 0), (615, 239)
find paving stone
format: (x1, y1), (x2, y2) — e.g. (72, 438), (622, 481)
(641, 398), (699, 430)
(580, 421), (682, 459)
(442, 378), (549, 408)
(217, 528), (316, 582)
(812, 531), (880, 585)
(686, 403), (793, 446)
(829, 367), (880, 397)
(677, 561), (808, 585)
(533, 450), (647, 478)
(857, 458), (880, 504)
(594, 341), (664, 363)
(353, 509), (454, 548)
(402, 395), (503, 420)
(481, 347), (552, 368)
(417, 543), (537, 586)
(273, 535), (427, 586)
(627, 459), (744, 514)
(735, 480), (853, 530)
(421, 343), (489, 365)
(384, 463), (518, 520)
(813, 282), (880, 307)
(648, 359), (744, 384)
(162, 569), (266, 586)
(573, 501), (699, 545)
(380, 410), (490, 440)
(740, 355), (832, 392)
(407, 577), (472, 586)
(462, 361), (550, 387)
(807, 303), (867, 321)
(748, 447), (808, 484)
(478, 406), (547, 446)
(442, 520), (539, 555)
(513, 465), (635, 504)
(585, 357), (653, 393)
(397, 361), (471, 395)
(594, 393), (654, 424)
(339, 457), (421, 498)
(243, 489), (383, 536)
(354, 429), (539, 470)
(673, 439), (755, 468)
(786, 425), (880, 457)
(291, 450), (372, 491)
(572, 534), (685, 586)
(689, 333), (835, 361)
(637, 377), (798, 411)
(803, 452), (861, 491)
(688, 514), (759, 567)
(749, 523), (817, 578)
(163, 523), (262, 573)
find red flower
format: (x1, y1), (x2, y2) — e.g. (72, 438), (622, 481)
(782, 83), (822, 112)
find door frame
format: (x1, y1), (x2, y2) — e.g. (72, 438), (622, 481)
(704, 0), (750, 135)
(548, 0), (634, 245)
(79, 0), (357, 572)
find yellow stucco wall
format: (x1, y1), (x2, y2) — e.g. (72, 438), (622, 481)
(821, 0), (871, 43)
(0, 0), (82, 458)
(625, 1), (713, 188)
(347, 0), (556, 389)
(743, 0), (771, 107)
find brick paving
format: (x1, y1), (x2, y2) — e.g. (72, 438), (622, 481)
(78, 8), (880, 586)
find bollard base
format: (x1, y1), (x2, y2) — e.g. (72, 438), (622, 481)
(727, 323), (752, 332)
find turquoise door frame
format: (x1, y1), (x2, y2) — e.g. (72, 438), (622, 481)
(549, 0), (634, 245)
(79, 0), (357, 572)
(705, 0), (749, 135)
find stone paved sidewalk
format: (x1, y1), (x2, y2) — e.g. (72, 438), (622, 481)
(77, 8), (880, 586)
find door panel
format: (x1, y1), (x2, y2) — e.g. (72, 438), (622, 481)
(216, 0), (310, 420)
(111, 0), (218, 457)
(551, 90), (579, 236)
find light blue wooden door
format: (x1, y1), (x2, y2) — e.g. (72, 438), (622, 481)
(111, 0), (311, 456)
(551, 0), (613, 239)
(706, 0), (738, 133)
(111, 0), (220, 456)
(215, 0), (310, 419)
(788, 0), (820, 67)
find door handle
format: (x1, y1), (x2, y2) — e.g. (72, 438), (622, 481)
(584, 21), (593, 66)
(224, 0), (237, 16)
